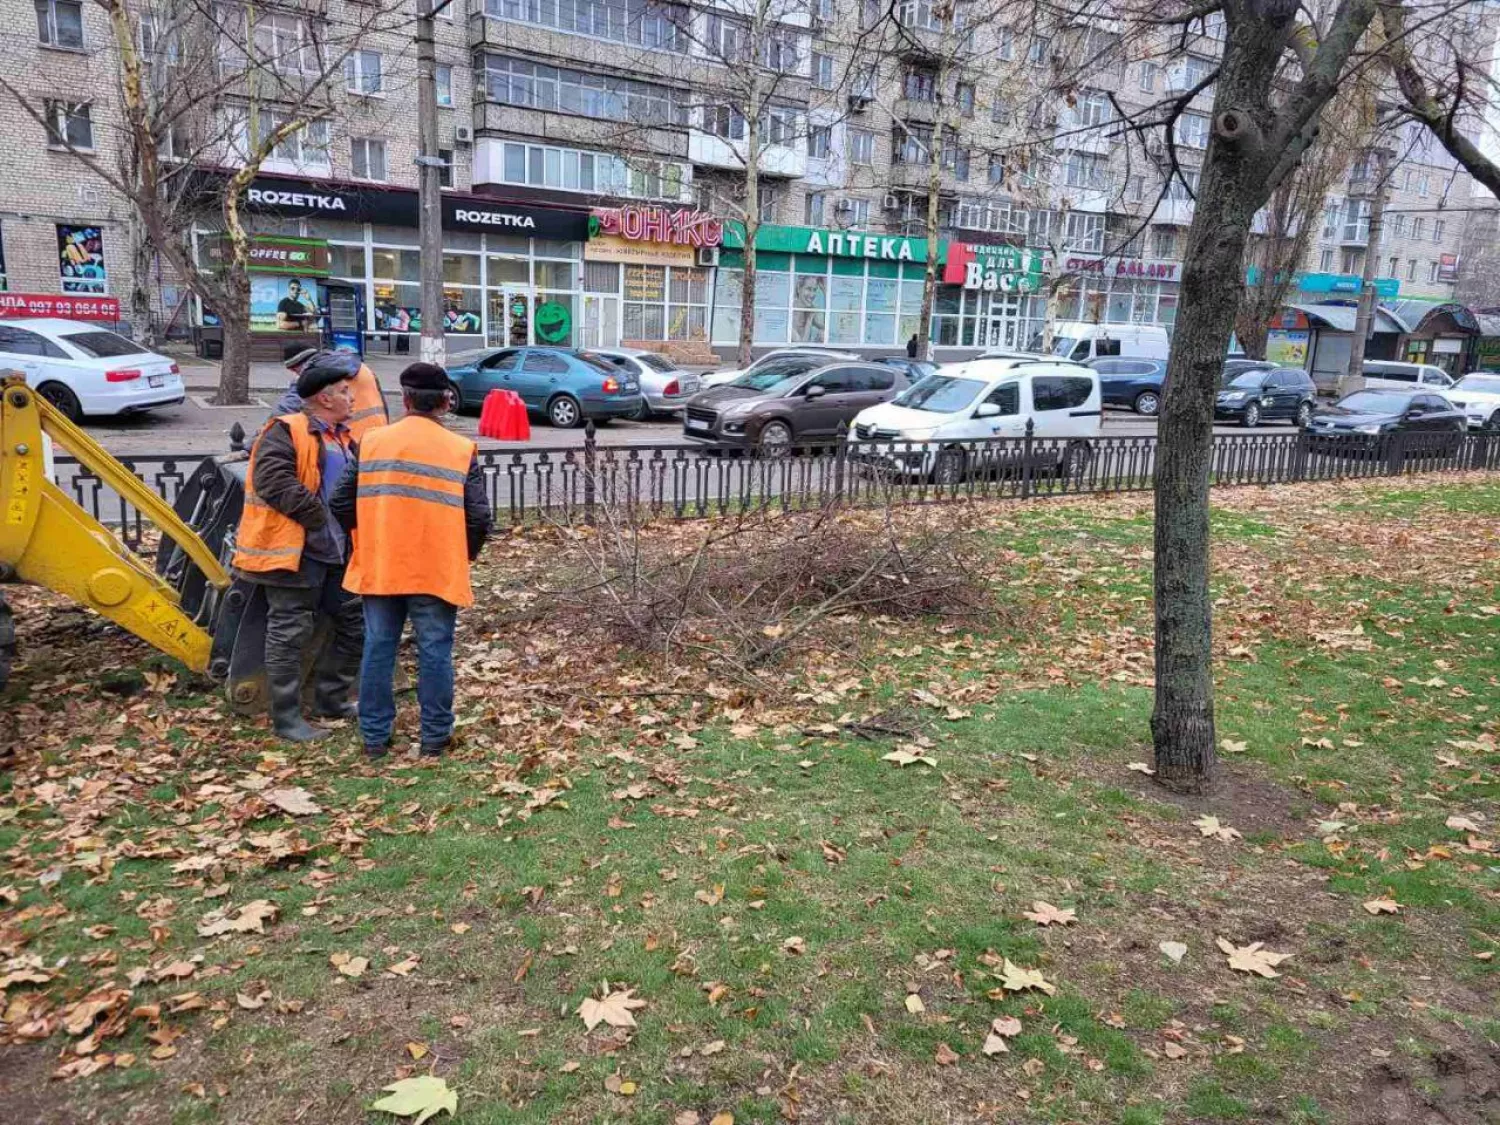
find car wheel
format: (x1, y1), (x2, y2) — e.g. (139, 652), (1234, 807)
(933, 447), (967, 486)
(627, 398), (651, 422)
(547, 394), (582, 429)
(1488, 410), (1500, 432)
(37, 382), (83, 423)
(1242, 402), (1261, 428)
(1059, 439), (1092, 480)
(446, 380), (466, 413)
(758, 420), (793, 456)
(1294, 401), (1313, 428)
(1133, 390), (1160, 416)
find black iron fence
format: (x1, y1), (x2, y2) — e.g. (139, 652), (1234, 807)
(54, 424), (1500, 552)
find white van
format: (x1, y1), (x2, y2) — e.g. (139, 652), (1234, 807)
(1030, 322), (1171, 363)
(1360, 360), (1455, 392)
(850, 358), (1102, 484)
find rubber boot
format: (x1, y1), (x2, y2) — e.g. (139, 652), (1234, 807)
(310, 666), (359, 720)
(268, 674), (326, 743)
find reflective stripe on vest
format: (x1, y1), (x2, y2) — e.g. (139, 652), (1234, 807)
(346, 365), (389, 442)
(232, 413), (321, 574)
(342, 417), (475, 607)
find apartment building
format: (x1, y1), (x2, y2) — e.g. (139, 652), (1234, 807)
(0, 0), (1490, 364)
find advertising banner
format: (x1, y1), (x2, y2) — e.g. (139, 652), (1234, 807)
(58, 225), (106, 294)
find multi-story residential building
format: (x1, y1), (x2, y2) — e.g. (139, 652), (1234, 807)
(0, 0), (1491, 366)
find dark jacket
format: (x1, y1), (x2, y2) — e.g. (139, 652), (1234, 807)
(330, 440), (492, 562)
(246, 417), (353, 567)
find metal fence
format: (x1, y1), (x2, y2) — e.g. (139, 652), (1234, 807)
(54, 424), (1500, 552)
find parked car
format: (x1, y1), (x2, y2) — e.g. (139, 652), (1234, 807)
(850, 358), (1102, 484)
(874, 356), (939, 382)
(1087, 356), (1169, 415)
(1032, 322), (1171, 362)
(0, 319), (184, 423)
(683, 360), (911, 452)
(1215, 366), (1319, 427)
(1221, 357), (1280, 383)
(446, 346), (644, 428)
(591, 348), (701, 419)
(1443, 372), (1500, 430)
(1360, 360), (1455, 392)
(1307, 389), (1466, 463)
(701, 346), (857, 388)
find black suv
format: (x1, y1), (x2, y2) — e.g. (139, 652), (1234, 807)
(1215, 366), (1318, 427)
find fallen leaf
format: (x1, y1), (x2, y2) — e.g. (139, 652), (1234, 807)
(603, 1073), (638, 1095)
(449, 923), (470, 935)
(882, 748), (937, 768)
(999, 959), (1056, 995)
(577, 988), (647, 1031)
(1216, 937), (1292, 978)
(265, 787), (321, 817)
(1163, 1042), (1189, 1060)
(196, 900), (278, 938)
(1220, 739), (1248, 754)
(1158, 941), (1188, 965)
(387, 956), (421, 977)
(783, 936), (806, 955)
(1021, 1057), (1044, 1078)
(1192, 815), (1242, 843)
(694, 884), (725, 907)
(330, 952), (369, 979)
(700, 1039), (726, 1056)
(1363, 897), (1402, 916)
(904, 993), (926, 1014)
(559, 1060), (580, 1073)
(406, 1041), (428, 1060)
(1126, 761), (1156, 775)
(1447, 815), (1482, 833)
(1022, 901), (1076, 926)
(982, 1016), (1021, 1056)
(934, 1042), (959, 1066)
(369, 1075), (457, 1124)
(710, 1114), (734, 1125)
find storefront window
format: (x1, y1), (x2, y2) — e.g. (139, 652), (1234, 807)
(487, 256), (529, 285)
(863, 276), (897, 346)
(443, 285), (482, 334)
(712, 269), (742, 343)
(535, 260), (577, 289)
(667, 267), (708, 341)
(792, 272), (827, 344)
(329, 243), (365, 278)
(754, 269), (791, 343)
(535, 292), (576, 345)
(443, 253), (481, 286)
(372, 248), (421, 283)
(1106, 288), (1133, 324)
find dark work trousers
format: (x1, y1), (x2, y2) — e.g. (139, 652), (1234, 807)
(261, 561), (364, 688)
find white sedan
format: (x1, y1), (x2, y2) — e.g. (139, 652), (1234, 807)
(0, 318), (184, 422)
(1445, 372), (1500, 430)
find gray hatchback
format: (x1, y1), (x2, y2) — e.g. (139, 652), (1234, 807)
(592, 348), (702, 420)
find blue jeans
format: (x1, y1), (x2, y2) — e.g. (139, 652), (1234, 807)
(359, 594), (458, 749)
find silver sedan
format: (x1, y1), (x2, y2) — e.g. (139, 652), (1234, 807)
(593, 348), (702, 420)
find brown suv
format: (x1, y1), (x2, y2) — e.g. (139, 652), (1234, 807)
(683, 360), (914, 452)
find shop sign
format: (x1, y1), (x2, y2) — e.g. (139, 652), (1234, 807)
(1062, 255), (1181, 283)
(944, 242), (1043, 292)
(0, 292), (119, 320)
(58, 225), (107, 295)
(204, 236), (330, 276)
(591, 206), (723, 247)
(442, 197), (587, 240)
(585, 234), (696, 267)
(723, 222), (931, 262)
(1295, 271), (1401, 300)
(1438, 253), (1460, 282)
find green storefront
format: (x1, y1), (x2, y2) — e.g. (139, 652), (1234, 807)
(712, 223), (1044, 353)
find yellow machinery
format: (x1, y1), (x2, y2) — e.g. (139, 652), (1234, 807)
(0, 374), (230, 690)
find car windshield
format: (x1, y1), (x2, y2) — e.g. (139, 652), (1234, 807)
(1454, 374), (1500, 394)
(61, 330), (148, 358)
(449, 348), (491, 367)
(1048, 336), (1082, 358)
(730, 358), (819, 392)
(575, 351), (617, 373)
(1228, 371), (1269, 389)
(1337, 391), (1412, 413)
(893, 375), (986, 413)
(638, 353), (679, 373)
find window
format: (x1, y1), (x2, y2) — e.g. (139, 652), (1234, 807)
(858, 366), (896, 392)
(812, 0), (834, 19)
(807, 125), (831, 159)
(763, 30), (799, 73)
(1032, 375), (1093, 411)
(35, 0), (82, 48)
(704, 104), (745, 140)
(805, 192), (825, 226)
(1433, 219), (1445, 243)
(1406, 258), (1417, 280)
(1139, 61), (1156, 91)
(0, 326), (55, 355)
(1388, 255), (1399, 276)
(1341, 248), (1361, 273)
(897, 0), (968, 32)
(522, 351), (569, 374)
(904, 67), (937, 101)
(986, 382), (1020, 414)
(44, 100), (93, 149)
(230, 110), (330, 171)
(490, 0), (689, 52)
(956, 82), (975, 116)
(482, 55), (689, 127)
(1429, 260), (1439, 282)
(436, 64), (453, 107)
(439, 147), (454, 188)
(1028, 35), (1050, 66)
(57, 224), (105, 293)
(1164, 168), (1199, 200)
(495, 141), (687, 200)
(1342, 198), (1370, 242)
(1418, 173), (1430, 197)
(1126, 174), (1144, 203)
(248, 12), (319, 74)
(1391, 213), (1406, 238)
(989, 154), (1006, 185)
(1152, 228), (1177, 258)
(1322, 200), (1340, 238)
(1085, 29), (1124, 78)
(759, 106), (797, 147)
(759, 188), (778, 223)
(1175, 112), (1210, 149)
(811, 52), (834, 89)
(991, 96), (1011, 125)
(140, 14), (180, 64)
(997, 27), (1014, 60)
(849, 128), (874, 165)
(707, 14), (749, 61)
(941, 129), (969, 179)
(351, 137), (387, 182)
(345, 49), (383, 95)
(1170, 53), (1215, 92)
(1412, 217), (1425, 240)
(1064, 151), (1107, 190)
(1319, 249), (1334, 271)
(895, 124), (932, 165)
(1077, 89), (1111, 128)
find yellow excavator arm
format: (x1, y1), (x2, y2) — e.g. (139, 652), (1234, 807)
(0, 374), (229, 674)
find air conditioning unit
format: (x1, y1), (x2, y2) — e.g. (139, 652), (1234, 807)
(882, 192), (900, 210)
(847, 93), (872, 112)
(453, 124), (473, 146)
(696, 246), (720, 267)
(77, 185), (102, 206)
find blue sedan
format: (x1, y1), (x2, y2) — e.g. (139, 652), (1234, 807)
(1086, 357), (1169, 415)
(446, 346), (646, 428)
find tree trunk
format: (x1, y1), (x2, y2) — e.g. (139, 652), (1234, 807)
(915, 158), (941, 361)
(737, 85), (762, 370)
(129, 217), (155, 347)
(215, 267), (252, 406)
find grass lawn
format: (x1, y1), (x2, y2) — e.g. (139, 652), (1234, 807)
(2, 473), (1498, 1125)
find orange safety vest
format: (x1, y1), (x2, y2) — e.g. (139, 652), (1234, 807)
(346, 364), (389, 442)
(232, 414), (325, 574)
(343, 416), (476, 607)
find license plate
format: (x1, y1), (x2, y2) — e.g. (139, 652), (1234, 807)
(148, 375), (165, 388)
(622, 380), (638, 392)
(685, 417), (709, 431)
(681, 378), (700, 394)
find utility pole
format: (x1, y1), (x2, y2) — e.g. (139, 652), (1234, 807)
(1340, 143), (1392, 397)
(416, 0), (446, 368)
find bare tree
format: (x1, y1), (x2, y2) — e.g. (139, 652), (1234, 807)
(0, 0), (409, 404)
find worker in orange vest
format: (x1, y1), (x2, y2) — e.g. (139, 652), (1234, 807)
(233, 359), (365, 742)
(279, 348), (389, 442)
(332, 363), (492, 759)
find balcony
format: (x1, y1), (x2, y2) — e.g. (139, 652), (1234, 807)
(893, 23), (975, 61)
(1053, 122), (1111, 156)
(688, 131), (805, 179)
(473, 103), (688, 160)
(888, 160), (970, 195)
(1152, 198), (1195, 226)
(893, 97), (939, 125)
